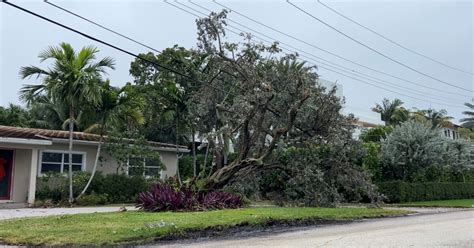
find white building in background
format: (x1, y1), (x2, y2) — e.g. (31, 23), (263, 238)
(441, 124), (462, 140)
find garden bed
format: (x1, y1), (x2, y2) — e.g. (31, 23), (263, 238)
(0, 207), (409, 246)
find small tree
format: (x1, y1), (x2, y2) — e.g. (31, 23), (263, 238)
(380, 120), (446, 181)
(372, 98), (408, 126)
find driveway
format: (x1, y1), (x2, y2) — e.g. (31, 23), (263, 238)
(163, 208), (474, 248)
(0, 205), (135, 220)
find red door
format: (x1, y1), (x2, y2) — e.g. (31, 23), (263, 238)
(0, 150), (14, 200)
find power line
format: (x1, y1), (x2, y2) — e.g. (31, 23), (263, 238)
(317, 0), (474, 76)
(186, 1), (466, 105)
(172, 1), (466, 109)
(287, 0), (472, 92)
(43, 0), (162, 54)
(211, 0), (471, 98)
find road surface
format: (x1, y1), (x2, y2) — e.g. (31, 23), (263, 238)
(162, 209), (474, 247)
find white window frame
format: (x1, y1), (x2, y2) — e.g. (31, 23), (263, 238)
(38, 150), (86, 176)
(125, 157), (163, 179)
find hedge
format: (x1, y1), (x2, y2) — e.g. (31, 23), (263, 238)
(378, 181), (474, 203)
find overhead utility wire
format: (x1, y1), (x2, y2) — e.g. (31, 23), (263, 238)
(185, 1), (465, 105)
(172, 1), (465, 109)
(1, 0), (220, 94)
(212, 0), (471, 98)
(200, 1), (468, 102)
(286, 0), (472, 92)
(317, 0), (474, 76)
(43, 0), (162, 54)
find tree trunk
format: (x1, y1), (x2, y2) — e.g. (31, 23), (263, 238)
(205, 158), (261, 190)
(77, 135), (103, 199)
(68, 107), (75, 203)
(192, 130), (197, 177)
(202, 142), (210, 176)
(175, 107), (182, 185)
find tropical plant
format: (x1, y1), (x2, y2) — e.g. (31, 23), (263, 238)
(77, 82), (145, 199)
(0, 104), (31, 127)
(19, 42), (115, 202)
(461, 102), (474, 130)
(371, 98), (408, 126)
(412, 108), (453, 129)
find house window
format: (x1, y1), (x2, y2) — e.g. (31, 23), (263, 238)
(39, 151), (85, 175)
(126, 157), (162, 178)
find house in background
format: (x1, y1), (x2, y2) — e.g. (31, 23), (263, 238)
(441, 124), (462, 140)
(0, 125), (188, 206)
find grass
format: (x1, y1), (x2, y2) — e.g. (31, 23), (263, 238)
(0, 207), (408, 246)
(396, 199), (474, 208)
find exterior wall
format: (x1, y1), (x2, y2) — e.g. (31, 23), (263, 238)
(11, 149), (32, 203)
(160, 152), (177, 178)
(441, 127), (460, 140)
(1, 141), (181, 204)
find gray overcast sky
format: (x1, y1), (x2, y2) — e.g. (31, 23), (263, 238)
(1, 0), (473, 123)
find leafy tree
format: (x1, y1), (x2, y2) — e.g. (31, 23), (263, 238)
(380, 120), (446, 181)
(443, 139), (474, 182)
(0, 104), (31, 127)
(19, 43), (115, 202)
(411, 108), (453, 129)
(372, 98), (408, 126)
(461, 102), (474, 130)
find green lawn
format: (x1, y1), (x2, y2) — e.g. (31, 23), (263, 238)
(397, 199), (474, 208)
(0, 207), (408, 246)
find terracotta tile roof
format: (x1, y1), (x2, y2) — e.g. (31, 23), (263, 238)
(0, 125), (187, 150)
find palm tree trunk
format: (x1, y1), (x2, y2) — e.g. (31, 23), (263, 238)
(77, 135), (103, 199)
(68, 107), (75, 203)
(192, 130), (197, 177)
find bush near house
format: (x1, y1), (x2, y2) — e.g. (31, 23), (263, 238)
(36, 172), (152, 205)
(378, 181), (474, 203)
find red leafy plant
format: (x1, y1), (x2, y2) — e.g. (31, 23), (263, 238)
(136, 182), (243, 212)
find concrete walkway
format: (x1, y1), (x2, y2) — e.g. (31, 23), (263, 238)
(0, 206), (136, 220)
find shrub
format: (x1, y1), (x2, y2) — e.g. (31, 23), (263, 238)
(378, 181), (474, 203)
(360, 125), (393, 143)
(76, 193), (108, 206)
(136, 182), (243, 211)
(36, 172), (153, 205)
(380, 120), (447, 181)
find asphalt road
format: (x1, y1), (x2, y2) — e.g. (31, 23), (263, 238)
(162, 209), (474, 248)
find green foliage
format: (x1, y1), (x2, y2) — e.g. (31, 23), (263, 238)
(372, 98), (408, 126)
(178, 154), (214, 180)
(378, 181), (474, 203)
(75, 193), (108, 206)
(461, 102), (474, 129)
(0, 104), (32, 127)
(380, 120), (447, 181)
(36, 172), (152, 204)
(360, 125), (393, 142)
(104, 130), (162, 174)
(362, 142), (382, 181)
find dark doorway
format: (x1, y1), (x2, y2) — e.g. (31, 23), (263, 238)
(0, 150), (14, 200)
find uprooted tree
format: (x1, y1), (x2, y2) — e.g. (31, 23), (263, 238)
(190, 11), (335, 189)
(128, 11), (369, 192)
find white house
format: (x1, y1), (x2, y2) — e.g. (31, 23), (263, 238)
(441, 124), (462, 140)
(0, 125), (188, 206)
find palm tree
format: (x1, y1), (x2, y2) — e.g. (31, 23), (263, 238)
(19, 43), (115, 203)
(461, 102), (474, 130)
(372, 98), (408, 126)
(77, 82), (144, 199)
(412, 108), (453, 129)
